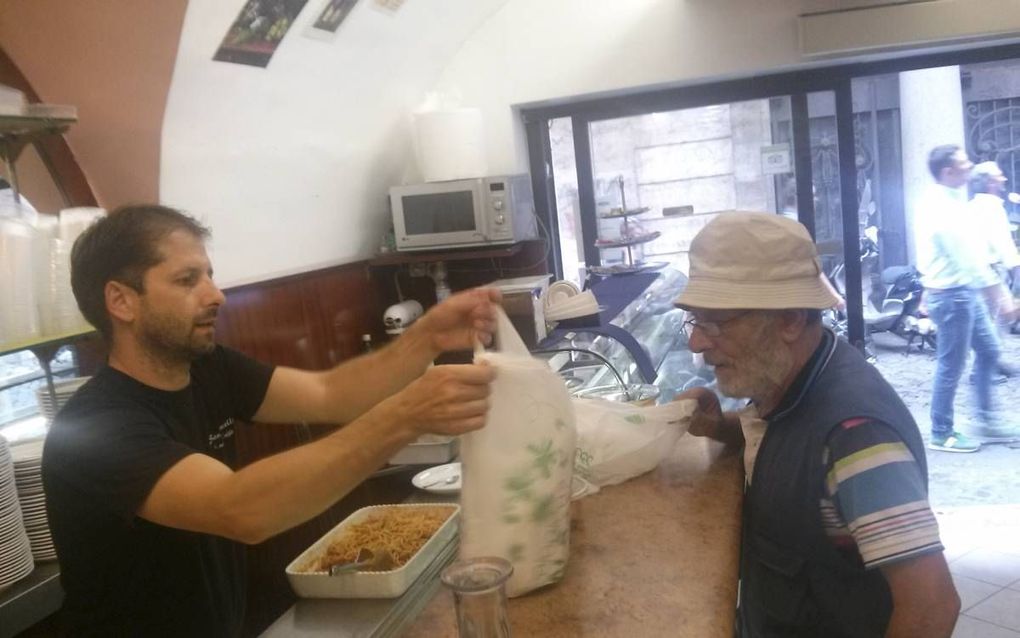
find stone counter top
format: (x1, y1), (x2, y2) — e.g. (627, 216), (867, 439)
(406, 435), (743, 637)
(261, 435), (743, 638)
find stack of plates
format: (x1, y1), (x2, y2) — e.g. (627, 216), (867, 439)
(0, 436), (34, 591)
(11, 439), (55, 561)
(35, 376), (90, 422)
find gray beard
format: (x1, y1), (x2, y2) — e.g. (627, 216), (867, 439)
(715, 320), (794, 406)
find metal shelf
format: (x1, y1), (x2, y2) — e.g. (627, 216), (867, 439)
(594, 231), (661, 249)
(598, 206), (651, 219)
(0, 113), (75, 138)
(0, 106), (78, 206)
(0, 562), (63, 638)
(0, 328), (95, 359)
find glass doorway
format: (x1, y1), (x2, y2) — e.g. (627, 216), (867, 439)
(528, 43), (1020, 353)
(549, 98), (801, 282)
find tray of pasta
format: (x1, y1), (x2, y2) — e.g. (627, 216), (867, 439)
(285, 503), (460, 598)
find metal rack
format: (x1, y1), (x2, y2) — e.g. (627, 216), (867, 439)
(591, 176), (662, 276)
(0, 110), (77, 207)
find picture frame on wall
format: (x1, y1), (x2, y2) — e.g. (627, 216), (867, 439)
(372, 0), (406, 14)
(306, 0), (360, 39)
(214, 0), (310, 68)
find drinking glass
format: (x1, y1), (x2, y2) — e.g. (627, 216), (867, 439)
(440, 556), (513, 638)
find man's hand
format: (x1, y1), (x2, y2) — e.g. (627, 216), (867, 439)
(382, 363), (496, 436)
(675, 386), (744, 446)
(415, 288), (501, 355)
(677, 386), (723, 437)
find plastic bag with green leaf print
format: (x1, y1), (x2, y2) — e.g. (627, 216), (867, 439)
(460, 308), (577, 597)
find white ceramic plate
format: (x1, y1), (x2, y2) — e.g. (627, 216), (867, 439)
(412, 462), (461, 494)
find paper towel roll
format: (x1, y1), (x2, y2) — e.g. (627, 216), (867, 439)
(414, 108), (487, 182)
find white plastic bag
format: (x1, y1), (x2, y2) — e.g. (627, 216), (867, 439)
(572, 397), (694, 487)
(460, 309), (577, 597)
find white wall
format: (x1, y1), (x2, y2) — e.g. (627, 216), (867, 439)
(161, 0), (1006, 287)
(434, 0), (836, 177)
(161, 0), (509, 286)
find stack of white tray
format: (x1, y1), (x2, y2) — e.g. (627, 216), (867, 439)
(11, 439), (55, 561)
(0, 436), (34, 592)
(34, 376), (90, 422)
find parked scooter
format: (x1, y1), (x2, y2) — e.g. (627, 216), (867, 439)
(825, 226), (935, 355)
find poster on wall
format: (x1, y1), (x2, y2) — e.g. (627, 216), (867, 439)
(214, 0), (310, 68)
(304, 0), (359, 40)
(372, 0), (406, 13)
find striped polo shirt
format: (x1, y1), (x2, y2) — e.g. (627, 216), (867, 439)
(821, 417), (942, 568)
(757, 329), (943, 570)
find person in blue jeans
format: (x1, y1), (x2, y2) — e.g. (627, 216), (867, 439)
(915, 145), (1019, 452)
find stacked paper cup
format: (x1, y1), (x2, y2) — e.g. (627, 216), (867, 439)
(1, 206), (102, 348)
(33, 215), (62, 336)
(40, 207), (104, 335)
(39, 237), (84, 334)
(0, 215), (40, 346)
(57, 207), (105, 244)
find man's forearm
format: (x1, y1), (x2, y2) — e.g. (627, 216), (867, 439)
(315, 325), (437, 422)
(884, 603), (956, 638)
(139, 400), (418, 544)
(881, 553), (959, 638)
(220, 402), (416, 543)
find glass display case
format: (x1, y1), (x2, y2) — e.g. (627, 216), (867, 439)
(534, 266), (733, 405)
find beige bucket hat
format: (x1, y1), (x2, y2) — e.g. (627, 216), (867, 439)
(673, 211), (840, 310)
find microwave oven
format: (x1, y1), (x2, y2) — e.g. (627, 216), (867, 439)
(389, 174), (538, 251)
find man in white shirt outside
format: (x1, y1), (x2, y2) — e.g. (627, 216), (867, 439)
(968, 160), (1020, 330)
(915, 145), (1019, 453)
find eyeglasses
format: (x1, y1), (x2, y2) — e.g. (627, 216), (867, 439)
(681, 310), (755, 338)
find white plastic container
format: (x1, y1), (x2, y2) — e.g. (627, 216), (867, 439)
(285, 503), (460, 599)
(388, 435), (459, 465)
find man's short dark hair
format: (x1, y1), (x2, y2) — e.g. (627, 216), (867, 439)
(969, 171), (995, 197)
(70, 204), (211, 339)
(969, 161), (1003, 197)
(928, 145), (961, 181)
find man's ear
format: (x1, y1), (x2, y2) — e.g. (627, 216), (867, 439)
(777, 309), (809, 343)
(106, 281), (139, 325)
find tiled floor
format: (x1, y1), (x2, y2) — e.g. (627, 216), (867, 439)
(936, 506), (1020, 637)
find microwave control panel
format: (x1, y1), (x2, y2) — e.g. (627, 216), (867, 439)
(483, 175), (535, 242)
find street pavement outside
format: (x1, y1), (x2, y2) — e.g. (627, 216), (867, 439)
(870, 327), (1020, 510)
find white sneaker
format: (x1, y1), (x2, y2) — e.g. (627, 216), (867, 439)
(969, 425), (1020, 444)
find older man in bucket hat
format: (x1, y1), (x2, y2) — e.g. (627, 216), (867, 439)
(675, 212), (959, 638)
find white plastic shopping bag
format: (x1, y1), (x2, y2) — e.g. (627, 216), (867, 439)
(460, 309), (577, 597)
(572, 397), (694, 487)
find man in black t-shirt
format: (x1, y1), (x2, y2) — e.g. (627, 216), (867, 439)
(42, 205), (499, 636)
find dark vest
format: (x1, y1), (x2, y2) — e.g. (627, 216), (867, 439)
(739, 334), (927, 638)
